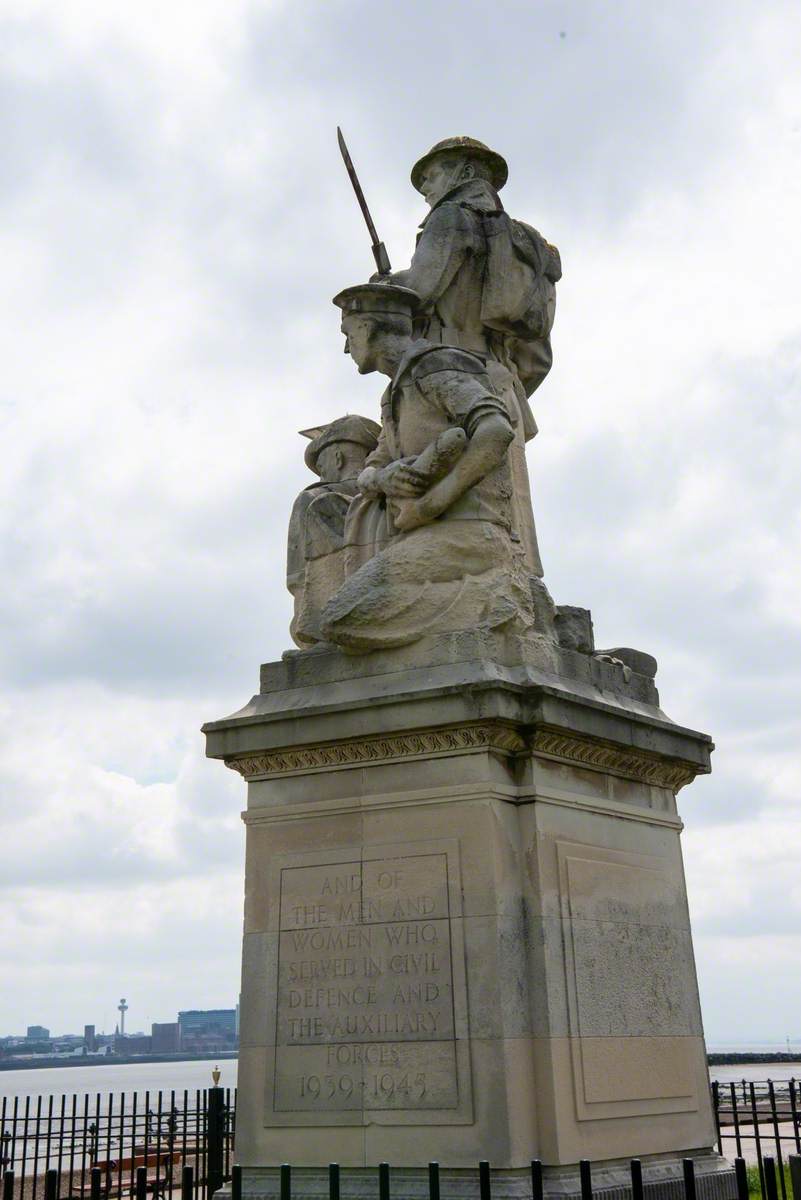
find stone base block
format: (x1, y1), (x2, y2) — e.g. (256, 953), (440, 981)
(205, 646), (719, 1178)
(221, 1151), (735, 1200)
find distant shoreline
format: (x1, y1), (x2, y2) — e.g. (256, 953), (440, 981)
(0, 1051), (238, 1072)
(2, 1050), (799, 1073)
(708, 1052), (801, 1065)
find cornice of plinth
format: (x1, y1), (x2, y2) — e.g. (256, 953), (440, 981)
(224, 719), (702, 791)
(530, 727), (700, 792)
(225, 721), (526, 779)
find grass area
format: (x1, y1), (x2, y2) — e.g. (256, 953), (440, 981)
(746, 1163), (796, 1199)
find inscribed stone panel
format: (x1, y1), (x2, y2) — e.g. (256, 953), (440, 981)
(564, 855), (695, 1039)
(265, 839), (472, 1126)
(556, 842), (699, 1119)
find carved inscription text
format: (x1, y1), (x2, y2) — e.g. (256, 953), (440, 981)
(274, 853), (458, 1112)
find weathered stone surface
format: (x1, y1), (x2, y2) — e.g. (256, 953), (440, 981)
(287, 415), (379, 648)
(555, 605), (594, 653)
(595, 647), (659, 679)
(205, 137), (730, 1192)
(387, 135), (561, 585)
(399, 135), (559, 404)
(204, 647), (710, 786)
(280, 134), (568, 654)
(254, 839), (472, 1128)
(205, 651), (721, 1171)
(220, 1151), (736, 1200)
(319, 284), (539, 651)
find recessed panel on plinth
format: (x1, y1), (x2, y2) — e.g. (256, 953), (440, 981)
(557, 841), (700, 1120)
(265, 839), (472, 1126)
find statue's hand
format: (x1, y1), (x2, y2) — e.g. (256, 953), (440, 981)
(357, 466), (383, 497)
(379, 460), (429, 498)
(391, 497), (431, 532)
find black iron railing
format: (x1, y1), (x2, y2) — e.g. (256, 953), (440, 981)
(0, 1088), (235, 1200)
(713, 1080), (801, 1198)
(2, 1078), (801, 1200)
(153, 1156), (797, 1200)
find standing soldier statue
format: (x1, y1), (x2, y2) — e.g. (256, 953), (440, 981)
(392, 137), (560, 580)
(338, 133), (561, 580)
(393, 137), (559, 401)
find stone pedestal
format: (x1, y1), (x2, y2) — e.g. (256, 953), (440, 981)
(203, 631), (733, 1200)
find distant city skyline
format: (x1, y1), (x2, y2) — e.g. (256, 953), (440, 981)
(1, 1006), (238, 1065)
(1, 1003), (238, 1041)
(5, 1020), (801, 1049)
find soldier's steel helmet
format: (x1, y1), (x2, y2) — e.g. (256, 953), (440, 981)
(301, 414), (381, 475)
(410, 136), (508, 193)
(333, 282), (420, 317)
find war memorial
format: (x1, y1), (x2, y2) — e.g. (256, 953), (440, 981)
(203, 137), (735, 1200)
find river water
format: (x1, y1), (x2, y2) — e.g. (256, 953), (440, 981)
(710, 1062), (801, 1084)
(1, 1057), (799, 1105)
(0, 1058), (238, 1104)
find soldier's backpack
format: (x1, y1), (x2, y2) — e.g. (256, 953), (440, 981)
(480, 210), (562, 342)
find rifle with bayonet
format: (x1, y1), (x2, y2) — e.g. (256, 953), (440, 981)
(337, 127), (392, 275)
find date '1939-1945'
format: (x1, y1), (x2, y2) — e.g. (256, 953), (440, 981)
(298, 1071), (427, 1102)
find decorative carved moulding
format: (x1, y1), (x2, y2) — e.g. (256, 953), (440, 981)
(224, 720), (700, 791)
(224, 721), (526, 779)
(531, 728), (700, 792)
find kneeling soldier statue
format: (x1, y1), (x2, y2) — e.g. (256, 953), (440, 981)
(320, 283), (536, 652)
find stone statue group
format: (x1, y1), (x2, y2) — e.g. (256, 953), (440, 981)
(287, 136), (562, 654)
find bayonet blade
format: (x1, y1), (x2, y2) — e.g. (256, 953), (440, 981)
(337, 126), (391, 273)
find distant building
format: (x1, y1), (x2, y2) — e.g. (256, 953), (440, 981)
(52, 1036), (83, 1052)
(114, 1034), (152, 1054)
(151, 1022), (180, 1053)
(84, 1025), (97, 1051)
(26, 1025), (50, 1040)
(178, 1009), (237, 1052)
(50, 1039), (87, 1058)
(17, 1040), (50, 1056)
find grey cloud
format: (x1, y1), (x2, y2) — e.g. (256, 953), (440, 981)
(0, 553), (269, 691)
(0, 433), (296, 690)
(242, 0), (762, 225)
(1, 0), (799, 1040)
(536, 343), (801, 707)
(695, 898), (801, 940)
(0, 764), (243, 892)
(0, 23), (148, 195)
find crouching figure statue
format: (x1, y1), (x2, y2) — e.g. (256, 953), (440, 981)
(319, 283), (535, 652)
(286, 414), (380, 647)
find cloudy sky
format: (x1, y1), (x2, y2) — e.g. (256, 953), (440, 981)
(1, 0), (800, 1047)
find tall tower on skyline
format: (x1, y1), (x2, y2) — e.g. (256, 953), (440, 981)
(117, 997), (128, 1037)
